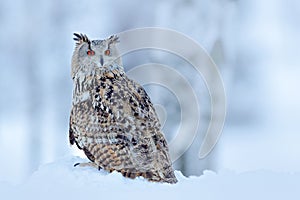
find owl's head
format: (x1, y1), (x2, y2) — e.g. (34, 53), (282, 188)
(71, 33), (123, 79)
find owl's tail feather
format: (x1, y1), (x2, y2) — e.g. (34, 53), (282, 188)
(150, 166), (178, 184)
(83, 143), (178, 183)
(111, 168), (177, 184)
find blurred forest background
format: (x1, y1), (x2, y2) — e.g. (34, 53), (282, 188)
(1, 0), (300, 184)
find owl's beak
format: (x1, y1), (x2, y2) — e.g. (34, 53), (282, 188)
(100, 55), (104, 66)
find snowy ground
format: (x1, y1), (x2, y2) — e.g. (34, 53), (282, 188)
(1, 156), (299, 200)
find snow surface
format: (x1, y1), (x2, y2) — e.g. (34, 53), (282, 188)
(1, 156), (299, 200)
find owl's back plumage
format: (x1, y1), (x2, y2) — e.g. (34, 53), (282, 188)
(69, 33), (177, 183)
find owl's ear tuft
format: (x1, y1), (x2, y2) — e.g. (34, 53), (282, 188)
(108, 35), (120, 46)
(73, 33), (91, 45)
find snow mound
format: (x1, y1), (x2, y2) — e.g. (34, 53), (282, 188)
(2, 156), (300, 200)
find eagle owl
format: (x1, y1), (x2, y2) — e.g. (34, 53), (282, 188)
(69, 33), (177, 184)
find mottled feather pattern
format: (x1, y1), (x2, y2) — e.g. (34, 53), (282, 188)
(69, 33), (177, 183)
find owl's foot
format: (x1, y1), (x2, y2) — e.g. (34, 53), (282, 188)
(74, 162), (102, 170)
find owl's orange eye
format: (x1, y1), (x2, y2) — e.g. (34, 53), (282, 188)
(87, 50), (95, 56)
(104, 49), (111, 56)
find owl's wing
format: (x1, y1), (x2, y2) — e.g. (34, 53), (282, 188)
(102, 75), (165, 139)
(94, 75), (175, 180)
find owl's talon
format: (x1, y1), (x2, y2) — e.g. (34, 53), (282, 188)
(74, 163), (80, 167)
(73, 162), (98, 169)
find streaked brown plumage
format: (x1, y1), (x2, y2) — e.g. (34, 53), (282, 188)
(69, 33), (177, 183)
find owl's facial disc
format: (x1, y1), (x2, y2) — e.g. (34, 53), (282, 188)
(75, 35), (122, 71)
(85, 40), (111, 68)
(72, 33), (123, 79)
